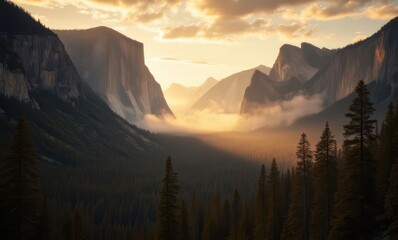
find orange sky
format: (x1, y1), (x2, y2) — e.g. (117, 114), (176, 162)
(13, 0), (398, 89)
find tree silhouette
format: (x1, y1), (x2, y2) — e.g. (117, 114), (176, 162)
(254, 164), (267, 240)
(0, 117), (43, 240)
(310, 122), (337, 240)
(157, 156), (180, 240)
(329, 80), (376, 240)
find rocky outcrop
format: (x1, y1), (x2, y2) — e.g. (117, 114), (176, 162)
(305, 17), (398, 106)
(190, 65), (271, 113)
(240, 70), (303, 114)
(0, 34), (82, 101)
(269, 43), (334, 83)
(56, 27), (174, 121)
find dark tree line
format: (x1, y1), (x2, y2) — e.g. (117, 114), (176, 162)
(155, 80), (398, 240)
(1, 80), (397, 239)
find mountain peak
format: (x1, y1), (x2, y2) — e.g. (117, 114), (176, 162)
(0, 1), (54, 36)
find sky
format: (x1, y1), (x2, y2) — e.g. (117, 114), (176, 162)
(13, 0), (398, 89)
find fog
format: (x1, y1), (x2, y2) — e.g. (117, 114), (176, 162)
(136, 94), (324, 134)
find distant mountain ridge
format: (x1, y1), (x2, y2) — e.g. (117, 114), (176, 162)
(164, 77), (218, 113)
(190, 65), (271, 113)
(56, 27), (174, 121)
(241, 17), (398, 118)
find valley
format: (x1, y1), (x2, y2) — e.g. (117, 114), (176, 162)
(1, 1), (398, 239)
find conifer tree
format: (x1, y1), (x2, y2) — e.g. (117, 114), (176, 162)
(157, 156), (180, 240)
(284, 133), (313, 240)
(36, 198), (53, 240)
(310, 122), (337, 240)
(191, 192), (202, 240)
(0, 117), (43, 240)
(254, 164), (267, 240)
(221, 199), (231, 238)
(329, 80), (376, 240)
(265, 158), (281, 240)
(376, 102), (396, 212)
(64, 208), (84, 240)
(180, 200), (190, 240)
(385, 163), (398, 238)
(229, 189), (241, 240)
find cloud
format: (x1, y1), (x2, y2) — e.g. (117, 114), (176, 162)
(365, 4), (398, 20)
(162, 18), (318, 40)
(155, 57), (211, 65)
(194, 0), (314, 18)
(238, 94), (324, 130)
(136, 94), (324, 134)
(352, 34), (368, 43)
(276, 22), (316, 39)
(162, 24), (201, 38)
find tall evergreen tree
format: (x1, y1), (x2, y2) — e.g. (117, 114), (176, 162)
(229, 189), (241, 240)
(376, 102), (397, 212)
(265, 159), (281, 240)
(284, 133), (313, 240)
(221, 199), (231, 238)
(191, 192), (202, 240)
(329, 80), (376, 240)
(180, 200), (190, 240)
(67, 209), (84, 240)
(385, 163), (398, 238)
(0, 117), (43, 240)
(254, 164), (267, 240)
(310, 122), (337, 240)
(157, 156), (180, 240)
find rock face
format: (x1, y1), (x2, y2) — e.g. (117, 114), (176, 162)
(56, 27), (174, 121)
(240, 70), (303, 114)
(190, 65), (271, 113)
(269, 43), (334, 83)
(305, 17), (398, 106)
(164, 77), (218, 113)
(0, 1), (82, 102)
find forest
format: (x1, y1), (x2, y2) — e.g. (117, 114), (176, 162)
(1, 80), (398, 240)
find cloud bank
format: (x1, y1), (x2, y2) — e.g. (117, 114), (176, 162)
(136, 94), (324, 134)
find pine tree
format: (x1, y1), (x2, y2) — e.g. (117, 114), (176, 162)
(376, 102), (396, 212)
(329, 80), (376, 240)
(385, 163), (398, 238)
(281, 169), (296, 240)
(157, 156), (180, 240)
(0, 117), (43, 240)
(64, 208), (84, 240)
(36, 198), (53, 240)
(220, 199), (231, 238)
(284, 133), (313, 240)
(191, 192), (202, 240)
(310, 122), (337, 240)
(254, 164), (267, 240)
(229, 189), (241, 240)
(265, 158), (281, 240)
(180, 200), (190, 240)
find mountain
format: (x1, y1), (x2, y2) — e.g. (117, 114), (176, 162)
(240, 70), (303, 114)
(164, 77), (218, 113)
(305, 17), (398, 106)
(269, 42), (335, 83)
(55, 27), (173, 121)
(0, 1), (160, 162)
(0, 2), (81, 102)
(190, 65), (271, 113)
(242, 18), (398, 118)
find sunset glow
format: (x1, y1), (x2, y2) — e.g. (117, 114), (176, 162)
(13, 0), (397, 89)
